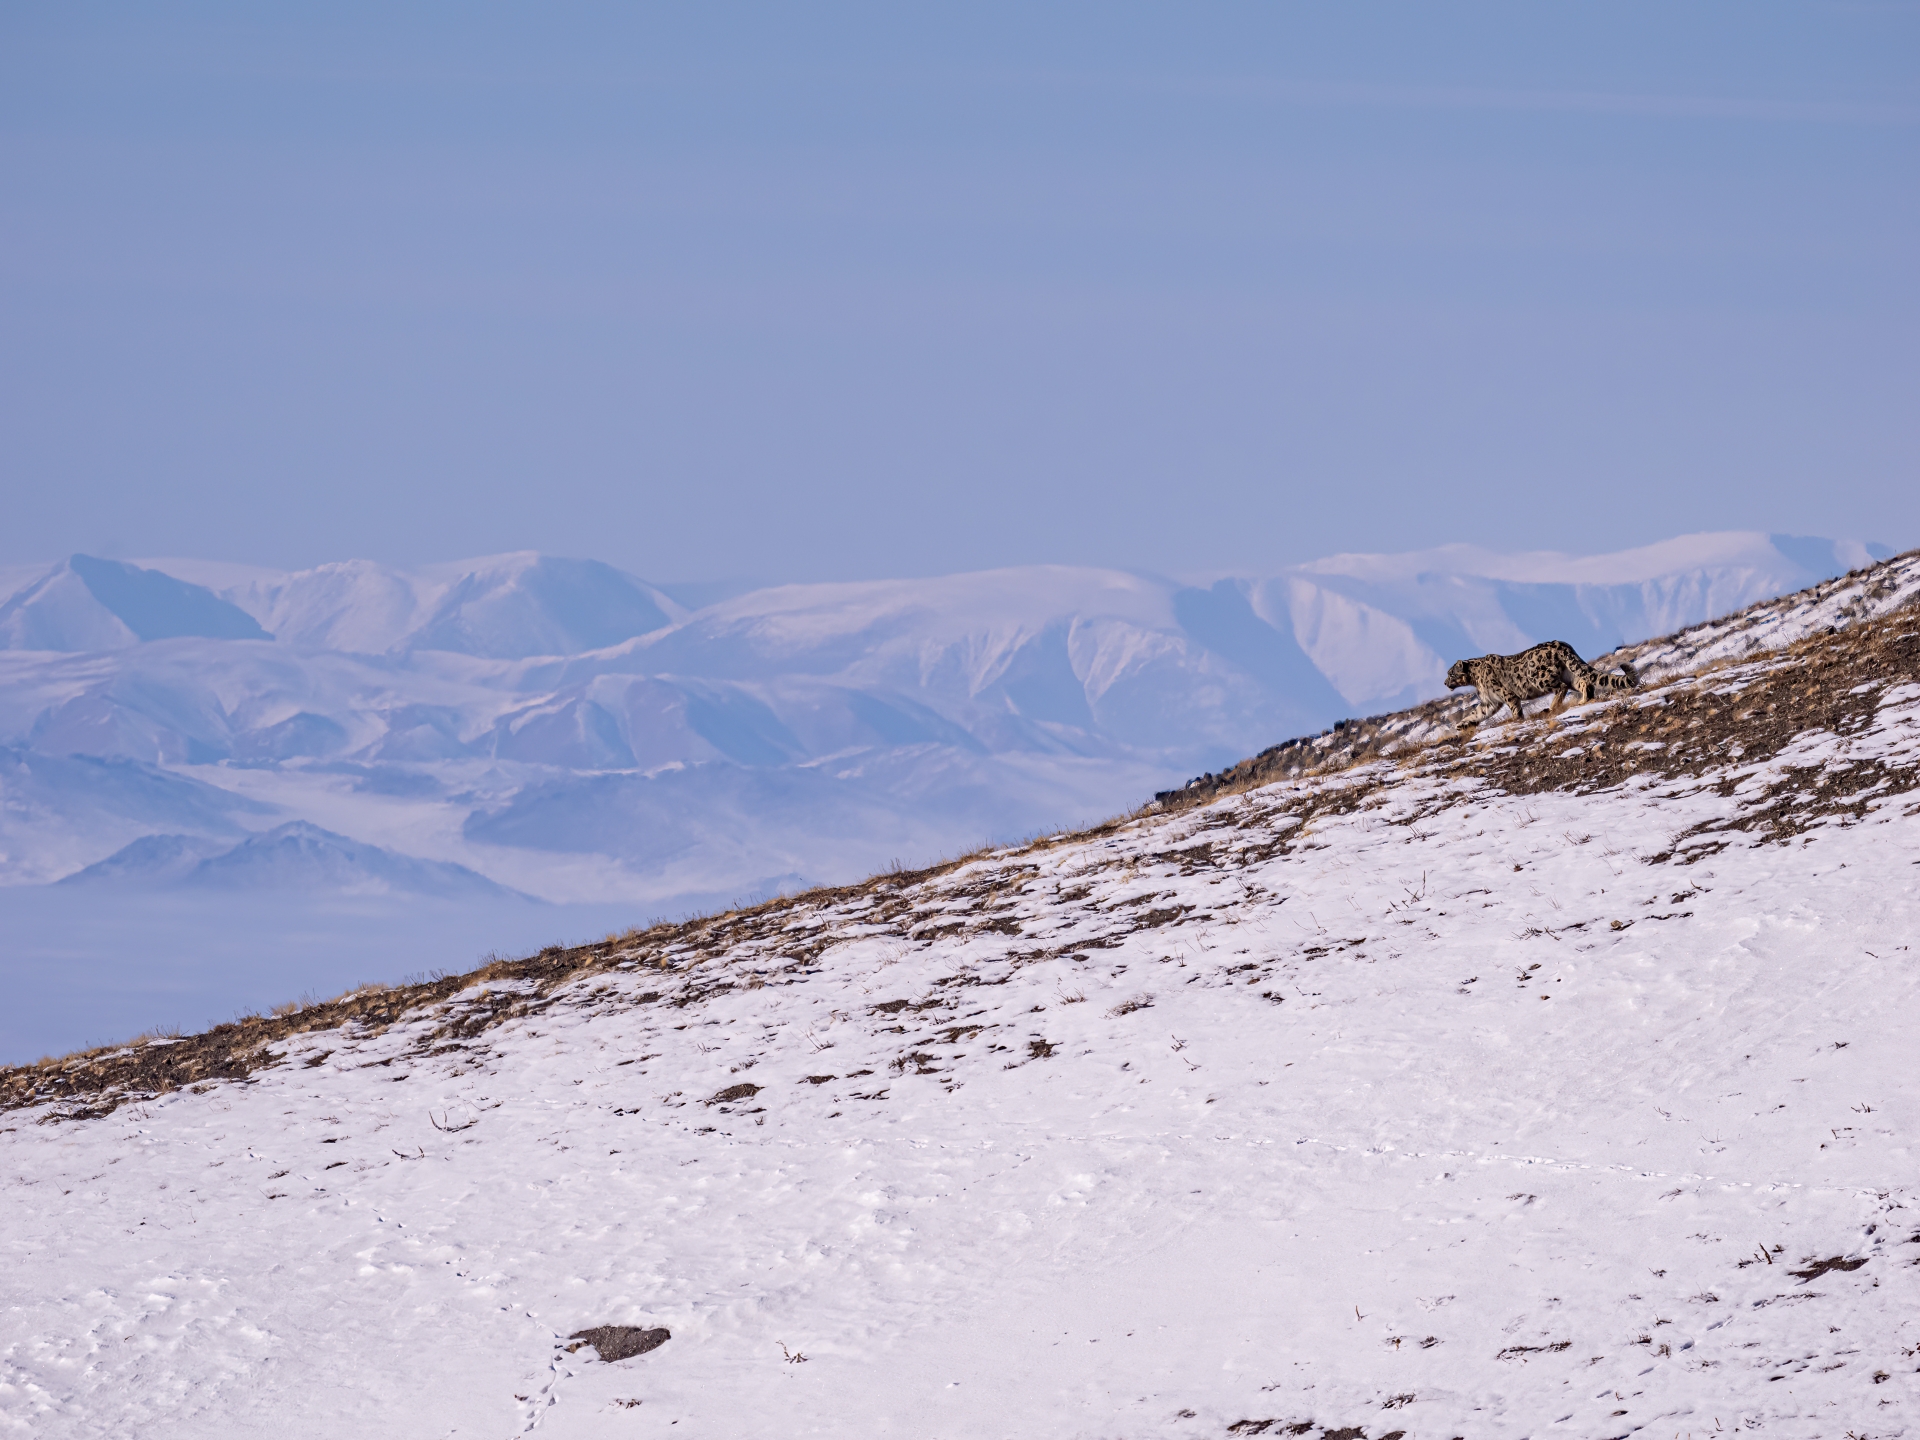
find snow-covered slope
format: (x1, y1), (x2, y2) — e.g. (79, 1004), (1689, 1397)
(0, 535), (1906, 1057)
(4, 580), (1915, 1438)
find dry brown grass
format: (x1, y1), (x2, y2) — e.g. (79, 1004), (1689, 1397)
(0, 827), (1114, 1120)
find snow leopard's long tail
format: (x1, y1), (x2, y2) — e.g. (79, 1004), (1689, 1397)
(1593, 661), (1639, 693)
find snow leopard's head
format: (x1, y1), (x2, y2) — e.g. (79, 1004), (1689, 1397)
(1444, 659), (1473, 690)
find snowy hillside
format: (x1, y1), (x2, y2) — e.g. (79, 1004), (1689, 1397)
(4, 563), (1915, 1438)
(0, 533), (1904, 1060)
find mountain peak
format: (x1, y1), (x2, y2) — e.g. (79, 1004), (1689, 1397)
(0, 555), (269, 651)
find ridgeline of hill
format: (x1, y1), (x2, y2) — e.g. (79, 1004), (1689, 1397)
(8, 550), (1915, 1114)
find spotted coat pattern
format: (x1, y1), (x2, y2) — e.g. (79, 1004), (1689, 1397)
(1444, 640), (1639, 725)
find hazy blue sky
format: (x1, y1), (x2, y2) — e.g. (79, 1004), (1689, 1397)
(3, 3), (1915, 582)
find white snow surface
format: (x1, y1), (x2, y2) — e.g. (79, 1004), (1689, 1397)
(5, 638), (1917, 1438)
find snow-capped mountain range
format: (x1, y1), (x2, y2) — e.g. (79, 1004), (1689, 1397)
(0, 532), (1892, 906)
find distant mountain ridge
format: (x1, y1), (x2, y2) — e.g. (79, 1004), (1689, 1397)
(60, 821), (532, 899)
(0, 555), (269, 650)
(0, 531), (1894, 907)
(0, 552), (684, 658)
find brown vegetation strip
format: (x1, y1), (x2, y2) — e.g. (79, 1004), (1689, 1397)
(0, 841), (1042, 1120)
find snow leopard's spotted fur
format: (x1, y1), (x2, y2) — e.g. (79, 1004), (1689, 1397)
(1445, 640), (1639, 725)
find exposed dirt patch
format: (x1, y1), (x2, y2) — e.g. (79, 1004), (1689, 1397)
(1472, 621), (1919, 817)
(1788, 1255), (1868, 1282)
(1496, 1340), (1572, 1359)
(1135, 905), (1195, 929)
(567, 1326), (670, 1362)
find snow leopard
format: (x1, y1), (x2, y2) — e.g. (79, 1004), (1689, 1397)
(1444, 640), (1639, 725)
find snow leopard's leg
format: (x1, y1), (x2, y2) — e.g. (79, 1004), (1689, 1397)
(1544, 661), (1576, 711)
